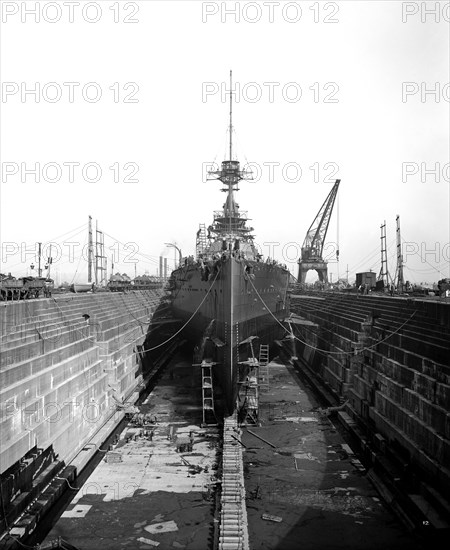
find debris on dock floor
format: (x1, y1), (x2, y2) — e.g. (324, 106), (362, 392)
(242, 360), (426, 550)
(43, 357), (220, 550)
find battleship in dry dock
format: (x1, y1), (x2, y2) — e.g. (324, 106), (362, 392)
(166, 74), (291, 415)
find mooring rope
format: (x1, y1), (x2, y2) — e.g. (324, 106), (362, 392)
(247, 272), (418, 357)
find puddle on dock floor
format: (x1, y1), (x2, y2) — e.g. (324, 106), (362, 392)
(242, 360), (426, 550)
(43, 354), (220, 550)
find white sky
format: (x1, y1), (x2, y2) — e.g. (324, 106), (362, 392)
(0, 0), (449, 284)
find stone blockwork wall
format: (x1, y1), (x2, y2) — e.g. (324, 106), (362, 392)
(291, 293), (450, 499)
(0, 290), (163, 474)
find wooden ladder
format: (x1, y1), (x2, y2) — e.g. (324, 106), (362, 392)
(196, 223), (208, 258)
(242, 372), (259, 424)
(258, 344), (270, 392)
(201, 360), (216, 426)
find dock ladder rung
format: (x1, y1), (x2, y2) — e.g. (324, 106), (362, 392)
(200, 361), (216, 425)
(258, 344), (270, 391)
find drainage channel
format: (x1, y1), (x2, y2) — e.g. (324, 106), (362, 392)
(218, 413), (249, 550)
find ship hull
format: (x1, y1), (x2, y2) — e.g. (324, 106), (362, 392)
(170, 255), (290, 414)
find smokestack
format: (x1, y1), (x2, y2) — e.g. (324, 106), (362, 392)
(164, 258), (168, 280)
(159, 256), (163, 281)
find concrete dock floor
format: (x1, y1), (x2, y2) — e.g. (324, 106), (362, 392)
(43, 354), (427, 550)
(43, 354), (220, 550)
(241, 359), (426, 550)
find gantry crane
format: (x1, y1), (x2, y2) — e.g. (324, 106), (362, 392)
(297, 179), (340, 284)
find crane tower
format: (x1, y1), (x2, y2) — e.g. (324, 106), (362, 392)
(297, 179), (340, 284)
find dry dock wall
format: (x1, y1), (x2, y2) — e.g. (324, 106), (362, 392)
(0, 290), (164, 475)
(291, 293), (450, 502)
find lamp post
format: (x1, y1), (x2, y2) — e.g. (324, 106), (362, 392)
(164, 243), (182, 267)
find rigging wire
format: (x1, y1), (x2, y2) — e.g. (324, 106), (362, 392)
(138, 267), (222, 353)
(43, 222), (88, 246)
(406, 266), (447, 274)
(70, 236), (88, 284)
(401, 235), (448, 277)
(233, 128), (251, 174)
(48, 267), (220, 355)
(2, 226), (89, 274)
(347, 236), (397, 277)
(101, 231), (160, 267)
(247, 274), (417, 356)
(213, 126), (229, 169)
(117, 292), (149, 328)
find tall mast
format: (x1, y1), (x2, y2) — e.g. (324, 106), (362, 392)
(395, 214), (404, 291)
(205, 71), (255, 246)
(229, 69), (233, 161)
(37, 242), (42, 277)
(47, 244), (52, 279)
(95, 220), (98, 285)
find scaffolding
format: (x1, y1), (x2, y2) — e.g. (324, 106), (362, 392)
(95, 221), (107, 287)
(377, 221), (391, 289)
(394, 215), (405, 292)
(241, 365), (259, 425)
(88, 216), (94, 283)
(196, 223), (209, 259)
(238, 342), (271, 424)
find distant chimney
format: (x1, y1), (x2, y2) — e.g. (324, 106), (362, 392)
(164, 258), (168, 280)
(159, 256), (163, 280)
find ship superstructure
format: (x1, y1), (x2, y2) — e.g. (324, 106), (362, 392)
(169, 72), (291, 415)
